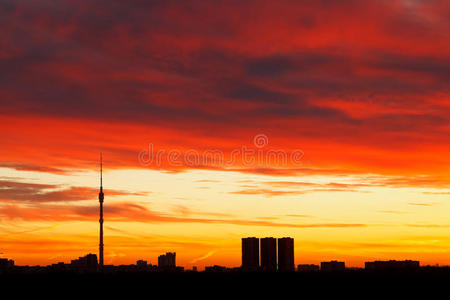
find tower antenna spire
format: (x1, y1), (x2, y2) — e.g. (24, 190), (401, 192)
(98, 152), (104, 271)
(100, 152), (103, 189)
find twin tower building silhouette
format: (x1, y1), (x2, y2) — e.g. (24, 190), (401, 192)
(242, 237), (294, 271)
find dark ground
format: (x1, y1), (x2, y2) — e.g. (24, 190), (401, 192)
(1, 268), (449, 296)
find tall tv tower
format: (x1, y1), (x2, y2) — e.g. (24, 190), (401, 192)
(98, 153), (104, 270)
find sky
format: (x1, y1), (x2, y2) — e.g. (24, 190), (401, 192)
(1, 0), (450, 269)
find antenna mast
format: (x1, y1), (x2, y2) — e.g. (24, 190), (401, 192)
(98, 153), (104, 270)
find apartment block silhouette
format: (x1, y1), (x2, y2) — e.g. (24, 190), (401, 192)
(242, 237), (260, 271)
(261, 237), (277, 271)
(278, 237), (294, 272)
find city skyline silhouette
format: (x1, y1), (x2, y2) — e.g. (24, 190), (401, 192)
(0, 156), (435, 272)
(0, 157), (436, 273)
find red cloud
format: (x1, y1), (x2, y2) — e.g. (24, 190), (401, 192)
(0, 0), (449, 184)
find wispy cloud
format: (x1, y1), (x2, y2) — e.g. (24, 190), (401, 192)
(190, 250), (217, 263)
(422, 192), (450, 195)
(0, 179), (149, 203)
(408, 202), (438, 207)
(0, 162), (70, 174)
(0, 202), (367, 229)
(376, 210), (407, 215)
(407, 224), (450, 228)
(229, 187), (367, 197)
(286, 214), (314, 218)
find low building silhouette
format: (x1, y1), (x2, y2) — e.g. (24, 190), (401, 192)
(158, 252), (176, 271)
(205, 265), (227, 272)
(70, 254), (98, 272)
(50, 262), (69, 272)
(0, 258), (14, 273)
(242, 237), (259, 271)
(261, 237), (277, 271)
(321, 260), (345, 272)
(365, 260), (420, 270)
(278, 237), (294, 272)
(297, 264), (320, 272)
(136, 259), (150, 271)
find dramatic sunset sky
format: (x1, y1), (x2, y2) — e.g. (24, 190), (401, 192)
(1, 0), (450, 269)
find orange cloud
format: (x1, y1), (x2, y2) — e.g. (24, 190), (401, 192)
(0, 179), (148, 203)
(0, 202), (366, 229)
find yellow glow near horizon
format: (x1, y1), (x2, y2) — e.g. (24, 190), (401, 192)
(0, 167), (449, 269)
